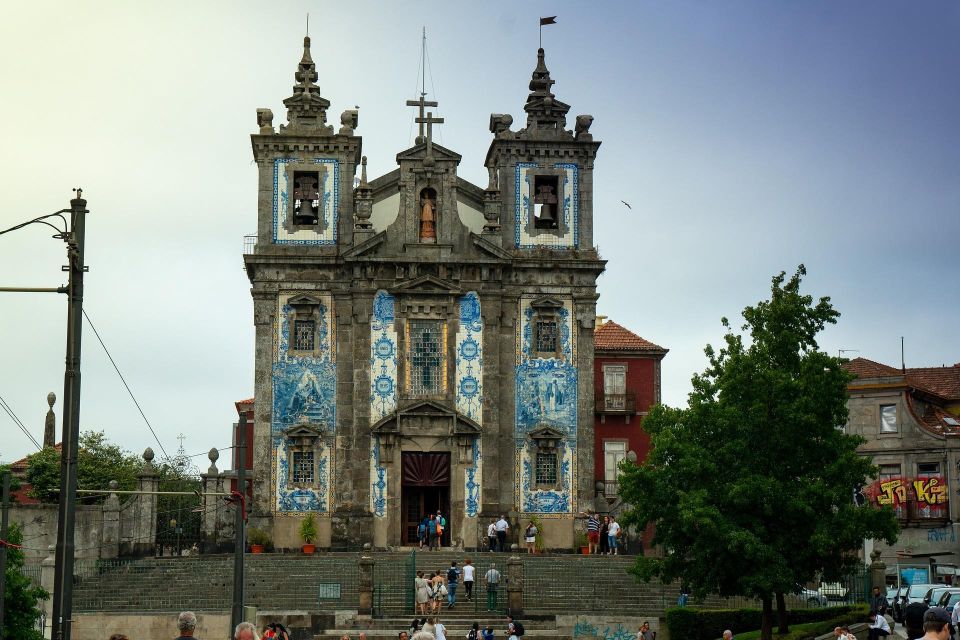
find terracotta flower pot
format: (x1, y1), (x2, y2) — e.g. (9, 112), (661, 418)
(580, 546), (590, 555)
(302, 543), (316, 555)
(251, 544), (265, 554)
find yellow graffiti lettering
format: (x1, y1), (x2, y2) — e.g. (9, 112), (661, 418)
(877, 479), (907, 506)
(914, 477), (947, 506)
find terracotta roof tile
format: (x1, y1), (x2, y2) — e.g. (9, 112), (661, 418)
(844, 358), (960, 401)
(842, 357), (900, 379)
(595, 320), (666, 353)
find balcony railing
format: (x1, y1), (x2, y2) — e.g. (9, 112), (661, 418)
(602, 480), (619, 498)
(595, 391), (637, 414)
(243, 234), (257, 255)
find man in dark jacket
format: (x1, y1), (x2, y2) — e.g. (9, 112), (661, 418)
(905, 600), (931, 640)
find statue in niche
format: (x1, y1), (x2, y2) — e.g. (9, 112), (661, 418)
(419, 188), (438, 243)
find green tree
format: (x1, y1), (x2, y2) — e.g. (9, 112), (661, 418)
(2, 523), (48, 639)
(619, 266), (899, 640)
(25, 431), (141, 503)
(0, 465), (22, 494)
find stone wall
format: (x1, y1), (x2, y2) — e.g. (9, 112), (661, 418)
(9, 503), (103, 560)
(70, 613), (230, 640)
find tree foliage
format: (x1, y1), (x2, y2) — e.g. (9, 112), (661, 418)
(24, 431), (141, 503)
(3, 523), (48, 639)
(619, 266), (899, 640)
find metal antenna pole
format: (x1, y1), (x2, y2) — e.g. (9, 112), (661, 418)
(0, 472), (10, 637)
(421, 27), (426, 98)
(51, 191), (88, 640)
(230, 411), (248, 633)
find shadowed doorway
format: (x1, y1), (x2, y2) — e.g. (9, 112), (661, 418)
(401, 452), (451, 545)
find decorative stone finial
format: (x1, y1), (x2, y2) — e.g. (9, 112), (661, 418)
(354, 156), (373, 230)
(339, 109), (358, 135)
(108, 480), (118, 490)
(575, 114), (594, 140)
(280, 36), (333, 134)
(47, 392), (56, 408)
(208, 448), (219, 463)
(143, 447), (155, 462)
(43, 392), (56, 449)
(361, 156), (368, 185)
(256, 108), (274, 134)
(522, 48), (571, 137)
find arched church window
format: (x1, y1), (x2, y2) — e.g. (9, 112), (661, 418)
(419, 187), (438, 243)
(407, 319), (445, 395)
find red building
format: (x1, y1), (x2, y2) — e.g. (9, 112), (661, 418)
(593, 318), (668, 498)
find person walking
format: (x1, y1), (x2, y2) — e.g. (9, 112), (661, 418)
(485, 562), (502, 611)
(495, 515), (509, 552)
(487, 520), (497, 552)
(415, 570), (431, 615)
(446, 561), (461, 608)
(599, 516), (610, 555)
(607, 517), (621, 556)
(418, 517), (428, 549)
(482, 627), (495, 640)
(467, 623), (480, 640)
(524, 521), (537, 554)
(436, 510), (447, 547)
(435, 617), (448, 640)
(463, 558), (476, 602)
(427, 515), (439, 551)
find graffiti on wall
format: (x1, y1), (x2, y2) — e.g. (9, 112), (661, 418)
(866, 475), (949, 519)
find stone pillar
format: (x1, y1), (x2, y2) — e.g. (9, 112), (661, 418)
(869, 549), (886, 592)
(507, 555), (523, 617)
(358, 555), (375, 615)
(201, 448), (220, 550)
(134, 448), (159, 556)
(40, 545), (55, 639)
(101, 480), (120, 559)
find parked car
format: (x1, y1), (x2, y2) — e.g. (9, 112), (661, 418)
(796, 584), (828, 607)
(937, 589), (960, 609)
(907, 583), (939, 605)
(821, 582), (850, 602)
(925, 586), (954, 606)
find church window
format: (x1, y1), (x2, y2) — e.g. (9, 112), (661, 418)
(535, 319), (558, 353)
(533, 175), (560, 229)
(408, 320), (444, 396)
(293, 319), (316, 351)
(292, 171), (321, 225)
(292, 450), (315, 484)
(535, 451), (558, 486)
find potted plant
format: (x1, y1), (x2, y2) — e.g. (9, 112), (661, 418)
(575, 532), (590, 555)
(530, 515), (546, 554)
(299, 513), (318, 554)
(247, 527), (270, 554)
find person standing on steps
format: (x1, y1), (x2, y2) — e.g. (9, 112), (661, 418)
(415, 570), (431, 615)
(607, 517), (621, 556)
(487, 519), (497, 552)
(427, 514), (439, 551)
(485, 562), (502, 611)
(580, 510), (600, 555)
(446, 560), (461, 608)
(462, 558), (476, 602)
(434, 616), (448, 640)
(495, 514), (509, 552)
(436, 510), (447, 547)
(599, 516), (610, 555)
(524, 521), (538, 554)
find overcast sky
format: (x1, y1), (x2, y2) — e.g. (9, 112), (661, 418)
(1, 2), (958, 465)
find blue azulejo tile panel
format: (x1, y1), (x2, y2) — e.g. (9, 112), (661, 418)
(273, 157), (339, 245)
(455, 292), (483, 424)
(514, 162), (579, 249)
(271, 292), (336, 513)
(519, 441), (573, 513)
(465, 439), (482, 518)
(369, 437), (387, 518)
(369, 290), (398, 424)
(275, 437), (329, 512)
(515, 360), (578, 438)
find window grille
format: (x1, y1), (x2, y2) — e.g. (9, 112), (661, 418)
(535, 319), (558, 353)
(292, 450), (315, 484)
(293, 319), (316, 351)
(535, 452), (558, 485)
(409, 320), (444, 395)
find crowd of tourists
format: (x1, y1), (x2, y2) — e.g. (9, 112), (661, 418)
(581, 511), (623, 555)
(414, 559), (502, 612)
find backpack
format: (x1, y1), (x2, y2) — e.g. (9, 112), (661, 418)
(467, 631), (478, 640)
(512, 622), (524, 636)
(448, 568), (458, 582)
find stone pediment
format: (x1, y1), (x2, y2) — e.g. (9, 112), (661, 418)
(284, 424), (323, 438)
(391, 275), (462, 296)
(529, 425), (564, 441)
(396, 143), (462, 163)
(287, 294), (324, 307)
(530, 296), (565, 310)
(370, 400), (481, 436)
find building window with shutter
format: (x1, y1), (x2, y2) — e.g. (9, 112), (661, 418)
(535, 451), (558, 486)
(603, 440), (627, 497)
(603, 365), (627, 411)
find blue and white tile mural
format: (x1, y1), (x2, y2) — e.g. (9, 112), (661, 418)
(272, 157), (339, 245)
(369, 290), (396, 519)
(272, 293), (336, 513)
(515, 296), (577, 514)
(455, 292), (483, 423)
(514, 162), (579, 249)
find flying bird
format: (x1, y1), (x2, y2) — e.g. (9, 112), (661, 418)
(620, 200), (632, 210)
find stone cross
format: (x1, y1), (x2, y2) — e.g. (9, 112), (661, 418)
(406, 95), (438, 144)
(415, 111), (445, 155)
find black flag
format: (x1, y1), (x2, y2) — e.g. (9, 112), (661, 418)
(540, 16), (557, 25)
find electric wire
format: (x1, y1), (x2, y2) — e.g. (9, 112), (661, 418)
(80, 308), (171, 461)
(0, 393), (42, 450)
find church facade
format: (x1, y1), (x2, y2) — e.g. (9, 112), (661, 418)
(244, 36), (604, 549)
